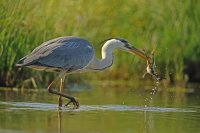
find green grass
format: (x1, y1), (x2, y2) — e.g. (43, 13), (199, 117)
(0, 0), (199, 87)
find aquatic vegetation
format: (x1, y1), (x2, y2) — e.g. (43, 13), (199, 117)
(0, 0), (199, 87)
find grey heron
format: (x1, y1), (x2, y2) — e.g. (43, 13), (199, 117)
(16, 36), (150, 109)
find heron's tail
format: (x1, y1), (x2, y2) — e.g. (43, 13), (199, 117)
(16, 57), (26, 68)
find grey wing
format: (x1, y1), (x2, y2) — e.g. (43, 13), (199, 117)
(18, 36), (94, 71)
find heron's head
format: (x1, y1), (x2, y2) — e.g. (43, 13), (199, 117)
(105, 38), (148, 60)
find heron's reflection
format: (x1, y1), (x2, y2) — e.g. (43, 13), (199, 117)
(57, 109), (62, 133)
(143, 111), (154, 133)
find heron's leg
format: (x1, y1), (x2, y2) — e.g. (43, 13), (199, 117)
(47, 72), (79, 109)
(58, 78), (64, 107)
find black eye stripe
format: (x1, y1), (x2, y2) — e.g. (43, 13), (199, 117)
(115, 38), (128, 43)
(99, 37), (129, 46)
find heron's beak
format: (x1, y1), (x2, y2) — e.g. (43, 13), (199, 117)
(129, 45), (147, 60)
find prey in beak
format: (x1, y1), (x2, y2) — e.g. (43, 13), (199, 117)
(128, 45), (148, 60)
(126, 44), (159, 80)
(142, 50), (160, 80)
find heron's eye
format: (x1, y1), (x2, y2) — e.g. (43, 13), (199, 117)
(124, 43), (131, 49)
(120, 39), (128, 44)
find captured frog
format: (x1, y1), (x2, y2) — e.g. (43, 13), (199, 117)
(142, 50), (160, 81)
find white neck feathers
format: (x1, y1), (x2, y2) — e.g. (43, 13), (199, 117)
(87, 41), (118, 70)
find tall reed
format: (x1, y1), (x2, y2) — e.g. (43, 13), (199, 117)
(0, 0), (199, 87)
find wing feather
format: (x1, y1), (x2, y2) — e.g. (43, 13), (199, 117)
(18, 36), (94, 71)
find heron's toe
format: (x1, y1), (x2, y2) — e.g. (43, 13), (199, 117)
(65, 97), (79, 109)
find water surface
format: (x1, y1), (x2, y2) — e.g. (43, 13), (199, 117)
(0, 82), (199, 133)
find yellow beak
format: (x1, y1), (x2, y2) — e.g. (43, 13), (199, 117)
(129, 46), (147, 60)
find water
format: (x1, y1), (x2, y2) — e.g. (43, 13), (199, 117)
(0, 82), (200, 133)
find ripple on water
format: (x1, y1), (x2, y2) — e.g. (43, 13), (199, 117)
(0, 102), (196, 113)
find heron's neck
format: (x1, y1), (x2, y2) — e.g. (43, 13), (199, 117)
(87, 42), (115, 70)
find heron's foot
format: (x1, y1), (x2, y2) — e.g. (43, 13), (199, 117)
(65, 97), (79, 109)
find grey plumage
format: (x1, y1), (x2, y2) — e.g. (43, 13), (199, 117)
(16, 36), (94, 72)
(16, 36), (149, 108)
